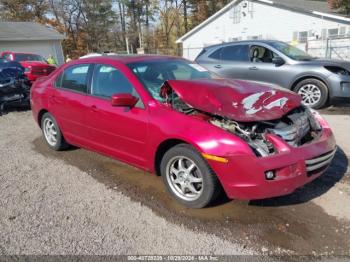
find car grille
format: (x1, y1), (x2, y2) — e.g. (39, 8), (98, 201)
(305, 149), (336, 176)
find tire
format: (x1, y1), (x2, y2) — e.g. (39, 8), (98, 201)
(294, 78), (329, 109)
(160, 144), (222, 208)
(41, 112), (69, 151)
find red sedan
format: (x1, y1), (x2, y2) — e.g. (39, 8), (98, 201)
(1, 51), (56, 83)
(30, 55), (336, 208)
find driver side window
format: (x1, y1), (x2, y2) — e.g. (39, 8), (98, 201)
(91, 64), (143, 107)
(250, 45), (279, 63)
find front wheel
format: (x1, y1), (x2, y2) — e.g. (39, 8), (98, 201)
(160, 144), (222, 208)
(41, 112), (69, 151)
(294, 79), (328, 109)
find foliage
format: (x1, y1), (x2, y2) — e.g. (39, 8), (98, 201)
(0, 0), (240, 57)
(328, 0), (350, 14)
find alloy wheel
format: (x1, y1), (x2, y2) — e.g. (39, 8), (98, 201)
(166, 156), (203, 201)
(297, 84), (322, 107)
(43, 118), (58, 147)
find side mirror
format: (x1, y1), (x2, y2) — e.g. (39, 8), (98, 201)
(272, 57), (285, 66)
(111, 93), (138, 107)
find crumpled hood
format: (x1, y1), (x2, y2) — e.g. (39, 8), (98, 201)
(163, 79), (301, 122)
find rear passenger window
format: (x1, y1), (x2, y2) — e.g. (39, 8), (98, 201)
(221, 45), (249, 62)
(57, 64), (90, 93)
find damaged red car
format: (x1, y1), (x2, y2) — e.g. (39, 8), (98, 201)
(1, 51), (56, 84)
(31, 56), (337, 208)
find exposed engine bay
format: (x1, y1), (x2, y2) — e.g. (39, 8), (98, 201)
(163, 87), (322, 157)
(208, 106), (322, 157)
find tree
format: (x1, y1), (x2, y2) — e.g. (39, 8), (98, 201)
(0, 0), (49, 21)
(0, 0), (234, 56)
(328, 0), (350, 14)
(80, 0), (116, 52)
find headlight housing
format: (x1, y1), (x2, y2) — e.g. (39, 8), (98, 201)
(324, 66), (350, 76)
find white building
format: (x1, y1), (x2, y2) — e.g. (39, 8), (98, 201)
(0, 22), (65, 64)
(177, 0), (350, 60)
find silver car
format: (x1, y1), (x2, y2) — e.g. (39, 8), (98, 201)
(196, 40), (350, 109)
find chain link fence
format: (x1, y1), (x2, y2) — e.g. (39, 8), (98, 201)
(304, 37), (350, 60)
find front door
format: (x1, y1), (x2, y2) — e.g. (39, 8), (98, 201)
(84, 63), (148, 167)
(246, 45), (290, 87)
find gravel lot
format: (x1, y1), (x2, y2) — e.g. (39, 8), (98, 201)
(0, 111), (252, 255)
(0, 109), (350, 256)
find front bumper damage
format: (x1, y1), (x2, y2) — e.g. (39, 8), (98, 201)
(207, 127), (336, 200)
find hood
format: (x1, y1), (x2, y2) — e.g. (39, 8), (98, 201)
(19, 61), (55, 68)
(162, 79), (301, 122)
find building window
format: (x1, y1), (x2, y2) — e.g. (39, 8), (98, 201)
(298, 31), (308, 43)
(339, 27), (346, 37)
(231, 6), (241, 24)
(328, 28), (339, 39)
(248, 35), (261, 40)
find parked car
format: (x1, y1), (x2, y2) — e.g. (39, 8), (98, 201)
(0, 61), (30, 115)
(31, 55), (336, 208)
(196, 40), (350, 109)
(0, 51), (56, 84)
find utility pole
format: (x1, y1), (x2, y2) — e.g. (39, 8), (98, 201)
(126, 37), (130, 54)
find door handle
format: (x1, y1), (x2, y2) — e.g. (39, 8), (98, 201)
(91, 105), (99, 112)
(249, 66), (258, 70)
(214, 65), (222, 69)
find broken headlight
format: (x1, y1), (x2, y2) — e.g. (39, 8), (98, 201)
(304, 106), (322, 131)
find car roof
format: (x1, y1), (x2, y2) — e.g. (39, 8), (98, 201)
(204, 40), (284, 49)
(78, 54), (186, 64)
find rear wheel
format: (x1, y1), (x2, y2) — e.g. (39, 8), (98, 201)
(41, 112), (69, 151)
(294, 78), (328, 109)
(160, 144), (221, 208)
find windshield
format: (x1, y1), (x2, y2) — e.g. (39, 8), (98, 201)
(15, 54), (45, 62)
(127, 59), (214, 101)
(270, 42), (314, 61)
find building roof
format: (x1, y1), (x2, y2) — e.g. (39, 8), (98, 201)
(177, 0), (350, 43)
(0, 22), (64, 41)
(276, 0), (332, 14)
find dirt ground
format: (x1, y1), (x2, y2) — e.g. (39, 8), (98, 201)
(0, 106), (350, 256)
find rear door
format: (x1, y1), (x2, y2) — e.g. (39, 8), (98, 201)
(50, 64), (93, 144)
(203, 44), (252, 80)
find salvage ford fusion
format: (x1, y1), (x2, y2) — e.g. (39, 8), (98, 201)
(31, 55), (336, 208)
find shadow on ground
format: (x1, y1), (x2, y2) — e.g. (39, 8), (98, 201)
(0, 104), (30, 116)
(32, 137), (350, 255)
(320, 100), (350, 115)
